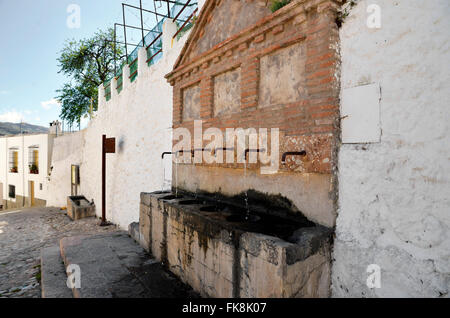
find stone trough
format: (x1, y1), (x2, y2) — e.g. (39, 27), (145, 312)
(138, 191), (332, 298)
(67, 195), (95, 221)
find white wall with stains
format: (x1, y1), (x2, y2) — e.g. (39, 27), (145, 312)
(333, 0), (450, 297)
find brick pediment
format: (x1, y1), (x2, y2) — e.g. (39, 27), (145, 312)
(168, 0), (343, 79)
(173, 0), (272, 70)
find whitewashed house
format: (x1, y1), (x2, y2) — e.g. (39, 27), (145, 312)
(0, 131), (56, 210)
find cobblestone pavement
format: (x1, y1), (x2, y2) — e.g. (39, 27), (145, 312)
(0, 207), (118, 298)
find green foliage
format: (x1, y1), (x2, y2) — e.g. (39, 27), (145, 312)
(29, 164), (39, 174)
(56, 29), (122, 126)
(270, 0), (291, 13)
(35, 270), (41, 283)
(336, 0), (358, 27)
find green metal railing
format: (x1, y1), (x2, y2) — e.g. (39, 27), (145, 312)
(129, 57), (138, 82)
(116, 72), (123, 94)
(104, 79), (112, 101)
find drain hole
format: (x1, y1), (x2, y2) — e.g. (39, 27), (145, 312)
(200, 205), (224, 212)
(178, 200), (202, 205)
(161, 195), (183, 200)
(227, 214), (261, 223)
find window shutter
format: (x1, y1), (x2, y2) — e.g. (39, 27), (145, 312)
(13, 151), (18, 168)
(34, 150), (39, 167)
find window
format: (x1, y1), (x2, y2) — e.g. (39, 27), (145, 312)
(9, 185), (15, 199)
(39, 183), (43, 191)
(28, 146), (39, 174)
(9, 148), (18, 173)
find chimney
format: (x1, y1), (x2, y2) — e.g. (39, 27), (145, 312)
(49, 120), (62, 136)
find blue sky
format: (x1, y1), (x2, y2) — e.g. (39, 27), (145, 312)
(0, 0), (161, 128)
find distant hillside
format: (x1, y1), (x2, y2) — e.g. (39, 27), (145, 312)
(0, 122), (48, 136)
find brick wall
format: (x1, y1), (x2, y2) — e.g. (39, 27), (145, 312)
(167, 0), (341, 174)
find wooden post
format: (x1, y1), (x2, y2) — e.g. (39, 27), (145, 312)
(100, 134), (116, 226)
(101, 135), (107, 225)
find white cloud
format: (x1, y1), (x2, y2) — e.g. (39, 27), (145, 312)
(0, 90), (9, 95)
(24, 110), (32, 115)
(41, 98), (61, 110)
(0, 111), (24, 123)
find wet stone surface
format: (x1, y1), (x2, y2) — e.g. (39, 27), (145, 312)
(0, 207), (117, 298)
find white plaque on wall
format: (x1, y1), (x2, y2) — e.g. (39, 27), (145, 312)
(341, 83), (381, 144)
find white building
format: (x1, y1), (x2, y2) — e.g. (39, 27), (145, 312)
(0, 133), (55, 210)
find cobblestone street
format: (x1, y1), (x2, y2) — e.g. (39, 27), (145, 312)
(0, 207), (118, 298)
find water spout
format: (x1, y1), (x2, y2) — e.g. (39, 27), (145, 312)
(161, 152), (173, 192)
(212, 147), (235, 156)
(244, 148), (266, 161)
(161, 151), (173, 159)
(177, 149), (194, 158)
(193, 148), (213, 156)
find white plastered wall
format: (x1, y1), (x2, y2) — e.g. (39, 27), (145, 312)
(333, 0), (450, 297)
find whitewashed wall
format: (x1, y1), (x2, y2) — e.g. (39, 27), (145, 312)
(333, 0), (450, 297)
(46, 131), (84, 206)
(48, 20), (191, 229)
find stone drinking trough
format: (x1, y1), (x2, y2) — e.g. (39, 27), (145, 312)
(67, 195), (95, 221)
(137, 190), (332, 298)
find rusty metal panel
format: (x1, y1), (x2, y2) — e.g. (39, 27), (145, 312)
(105, 138), (116, 153)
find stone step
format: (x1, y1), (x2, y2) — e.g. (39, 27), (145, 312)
(40, 246), (73, 298)
(128, 222), (140, 244)
(59, 231), (199, 298)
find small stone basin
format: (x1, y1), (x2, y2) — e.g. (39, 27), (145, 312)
(199, 205), (225, 213)
(226, 214), (261, 223)
(67, 195), (95, 221)
(178, 199), (203, 205)
(161, 194), (184, 200)
(153, 191), (171, 195)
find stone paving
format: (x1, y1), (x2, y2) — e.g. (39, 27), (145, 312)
(0, 207), (117, 298)
(60, 232), (199, 298)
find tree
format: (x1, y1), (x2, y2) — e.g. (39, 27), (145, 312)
(56, 28), (122, 127)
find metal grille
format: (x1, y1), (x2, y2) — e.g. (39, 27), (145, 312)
(28, 146), (39, 174)
(129, 57), (138, 82)
(8, 148), (18, 173)
(117, 72), (124, 94)
(104, 80), (112, 101)
(9, 185), (15, 199)
(104, 0), (198, 95)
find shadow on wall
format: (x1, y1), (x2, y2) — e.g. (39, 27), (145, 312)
(118, 136), (125, 153)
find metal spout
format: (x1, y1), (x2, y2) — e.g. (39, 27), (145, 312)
(213, 147), (234, 155)
(281, 151), (307, 164)
(161, 151), (173, 159)
(244, 148), (266, 161)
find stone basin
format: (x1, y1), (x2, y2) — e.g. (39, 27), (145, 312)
(67, 195), (95, 221)
(138, 191), (332, 298)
